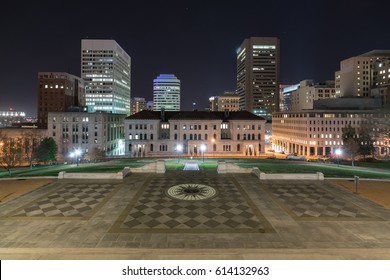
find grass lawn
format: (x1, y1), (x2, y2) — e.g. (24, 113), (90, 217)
(0, 157), (388, 179)
(238, 163), (390, 179)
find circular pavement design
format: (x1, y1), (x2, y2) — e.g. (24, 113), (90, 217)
(166, 183), (217, 201)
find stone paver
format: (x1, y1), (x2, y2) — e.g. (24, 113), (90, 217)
(1, 171), (390, 259)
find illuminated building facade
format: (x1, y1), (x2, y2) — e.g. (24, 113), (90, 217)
(209, 91), (240, 112)
(81, 39), (131, 115)
(291, 80), (336, 111)
(48, 111), (126, 161)
(37, 72), (85, 127)
(336, 50), (390, 98)
(124, 110), (265, 157)
(272, 106), (389, 158)
(0, 110), (26, 127)
(153, 74), (180, 111)
(130, 97), (148, 115)
(236, 37), (280, 119)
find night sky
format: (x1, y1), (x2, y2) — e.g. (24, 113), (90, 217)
(1, 0), (390, 117)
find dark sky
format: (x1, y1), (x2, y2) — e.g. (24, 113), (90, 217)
(1, 0), (389, 117)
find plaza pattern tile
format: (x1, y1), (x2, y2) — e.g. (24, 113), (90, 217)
(2, 182), (121, 220)
(262, 181), (380, 220)
(109, 172), (274, 233)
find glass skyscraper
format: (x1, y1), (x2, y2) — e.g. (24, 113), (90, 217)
(236, 37), (280, 119)
(153, 74), (180, 111)
(81, 39), (131, 115)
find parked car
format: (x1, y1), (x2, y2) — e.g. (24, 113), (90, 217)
(286, 154), (306, 161)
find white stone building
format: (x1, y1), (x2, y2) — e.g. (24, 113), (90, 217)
(124, 110), (266, 158)
(48, 111), (125, 161)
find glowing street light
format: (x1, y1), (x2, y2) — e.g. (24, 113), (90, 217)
(335, 149), (342, 167)
(176, 144), (183, 163)
(200, 144), (206, 163)
(70, 149), (82, 166)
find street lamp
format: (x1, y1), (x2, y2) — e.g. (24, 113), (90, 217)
(200, 144), (206, 163)
(176, 144), (183, 163)
(335, 149), (342, 167)
(70, 149), (81, 166)
(211, 138), (215, 158)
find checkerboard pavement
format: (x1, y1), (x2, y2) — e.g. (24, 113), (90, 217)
(262, 180), (377, 219)
(5, 182), (120, 219)
(110, 172), (273, 233)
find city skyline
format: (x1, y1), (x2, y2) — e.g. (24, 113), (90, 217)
(1, 0), (390, 116)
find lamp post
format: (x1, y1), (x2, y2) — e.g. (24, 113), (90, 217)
(70, 149), (81, 166)
(200, 144), (206, 163)
(75, 149), (81, 166)
(176, 144), (182, 163)
(211, 138), (215, 158)
(335, 149), (342, 167)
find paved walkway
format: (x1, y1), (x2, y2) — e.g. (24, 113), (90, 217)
(1, 171), (390, 259)
(183, 161), (200, 170)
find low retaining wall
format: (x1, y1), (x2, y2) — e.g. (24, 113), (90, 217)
(128, 160), (166, 173)
(58, 160), (166, 179)
(58, 171), (124, 180)
(253, 168), (324, 180)
(217, 161), (253, 174)
(217, 162), (324, 180)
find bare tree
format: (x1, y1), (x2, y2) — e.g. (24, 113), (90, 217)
(342, 124), (360, 166)
(0, 133), (23, 176)
(84, 147), (106, 162)
(22, 131), (42, 169)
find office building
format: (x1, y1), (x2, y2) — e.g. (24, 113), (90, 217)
(280, 84), (299, 112)
(153, 74), (180, 111)
(209, 91), (240, 111)
(236, 37), (280, 119)
(372, 59), (390, 108)
(272, 99), (389, 158)
(48, 111), (126, 161)
(37, 72), (85, 127)
(124, 110), (265, 157)
(130, 97), (148, 115)
(81, 39), (131, 115)
(291, 80), (336, 111)
(336, 50), (390, 98)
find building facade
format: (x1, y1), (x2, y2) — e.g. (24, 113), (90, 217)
(37, 72), (85, 127)
(291, 80), (336, 111)
(208, 91), (240, 111)
(236, 37), (280, 119)
(272, 109), (389, 158)
(48, 111), (126, 162)
(81, 39), (131, 115)
(336, 50), (390, 98)
(0, 110), (26, 127)
(124, 110), (266, 158)
(372, 59), (390, 109)
(130, 97), (148, 115)
(279, 84), (299, 112)
(153, 74), (180, 111)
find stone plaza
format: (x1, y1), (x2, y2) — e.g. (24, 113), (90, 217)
(0, 169), (390, 259)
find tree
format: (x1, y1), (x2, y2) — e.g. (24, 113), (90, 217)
(359, 125), (375, 161)
(0, 133), (23, 175)
(22, 131), (42, 169)
(84, 147), (106, 162)
(34, 137), (58, 164)
(342, 124), (360, 166)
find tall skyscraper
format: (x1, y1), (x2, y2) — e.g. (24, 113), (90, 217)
(37, 72), (85, 127)
(81, 39), (131, 115)
(236, 37), (280, 119)
(153, 74), (180, 111)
